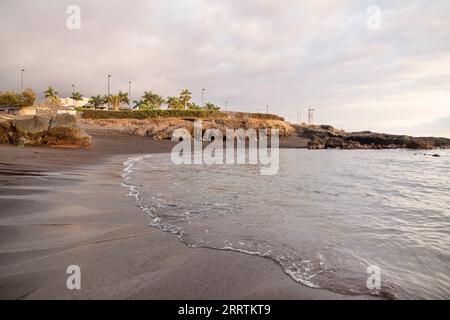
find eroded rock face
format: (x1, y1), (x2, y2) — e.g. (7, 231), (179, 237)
(0, 115), (91, 148)
(75, 117), (450, 150)
(79, 118), (297, 140)
(0, 120), (12, 144)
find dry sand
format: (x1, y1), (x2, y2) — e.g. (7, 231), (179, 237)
(0, 132), (369, 299)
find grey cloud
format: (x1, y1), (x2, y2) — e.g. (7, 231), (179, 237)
(0, 0), (449, 137)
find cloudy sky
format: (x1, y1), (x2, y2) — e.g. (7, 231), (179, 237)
(1, 0), (449, 137)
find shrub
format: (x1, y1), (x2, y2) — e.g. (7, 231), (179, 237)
(0, 92), (21, 107)
(0, 88), (36, 108)
(79, 109), (284, 121)
(20, 88), (36, 107)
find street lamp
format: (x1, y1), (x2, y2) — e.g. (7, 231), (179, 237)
(266, 105), (269, 114)
(225, 100), (228, 111)
(20, 69), (25, 92)
(308, 108), (315, 125)
(128, 81), (132, 108)
(72, 84), (75, 107)
(107, 75), (111, 96)
(201, 88), (205, 107)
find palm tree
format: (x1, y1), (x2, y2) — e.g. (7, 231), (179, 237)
(137, 101), (158, 111)
(166, 96), (183, 109)
(204, 102), (220, 111)
(118, 91), (129, 105)
(89, 95), (104, 109)
(44, 86), (58, 99)
(179, 89), (191, 109)
(142, 91), (155, 102)
(141, 91), (164, 109)
(152, 95), (164, 108)
(70, 91), (83, 107)
(102, 95), (110, 105)
(107, 94), (127, 111)
(188, 103), (202, 110)
(132, 100), (141, 109)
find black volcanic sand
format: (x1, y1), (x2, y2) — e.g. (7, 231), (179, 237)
(0, 132), (371, 299)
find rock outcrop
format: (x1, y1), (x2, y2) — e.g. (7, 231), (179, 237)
(79, 118), (297, 140)
(293, 124), (450, 150)
(0, 114), (91, 148)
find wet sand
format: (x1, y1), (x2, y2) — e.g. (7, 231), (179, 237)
(0, 133), (368, 299)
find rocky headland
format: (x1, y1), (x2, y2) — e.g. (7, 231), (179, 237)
(293, 124), (450, 150)
(1, 114), (449, 150)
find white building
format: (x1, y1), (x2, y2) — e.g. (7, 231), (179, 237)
(60, 97), (90, 108)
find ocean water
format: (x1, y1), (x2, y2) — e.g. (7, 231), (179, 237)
(122, 149), (450, 299)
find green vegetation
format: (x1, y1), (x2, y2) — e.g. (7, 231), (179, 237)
(134, 91), (164, 110)
(1, 86), (283, 122)
(106, 93), (129, 111)
(88, 95), (104, 108)
(43, 86), (61, 106)
(179, 89), (192, 109)
(204, 102), (220, 111)
(0, 88), (36, 108)
(44, 86), (58, 100)
(117, 91), (129, 105)
(188, 103), (202, 110)
(166, 96), (183, 109)
(20, 88), (37, 108)
(70, 91), (83, 103)
(80, 109), (284, 121)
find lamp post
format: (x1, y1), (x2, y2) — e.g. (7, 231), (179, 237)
(20, 69), (25, 92)
(72, 84), (75, 107)
(266, 105), (269, 114)
(107, 75), (111, 96)
(201, 88), (205, 107)
(128, 81), (132, 108)
(225, 101), (228, 111)
(308, 108), (315, 125)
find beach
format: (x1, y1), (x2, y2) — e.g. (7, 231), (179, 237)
(0, 132), (362, 300)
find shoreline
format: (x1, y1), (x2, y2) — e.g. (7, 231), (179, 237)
(0, 133), (374, 299)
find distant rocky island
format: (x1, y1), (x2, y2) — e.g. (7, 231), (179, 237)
(293, 124), (450, 150)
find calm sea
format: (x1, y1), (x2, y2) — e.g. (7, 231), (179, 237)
(122, 149), (450, 299)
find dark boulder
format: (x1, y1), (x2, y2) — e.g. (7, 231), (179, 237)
(405, 138), (434, 150)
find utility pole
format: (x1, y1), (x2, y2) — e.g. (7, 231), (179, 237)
(308, 107), (315, 126)
(20, 69), (25, 92)
(266, 105), (269, 114)
(225, 100), (228, 111)
(201, 88), (205, 107)
(107, 75), (111, 96)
